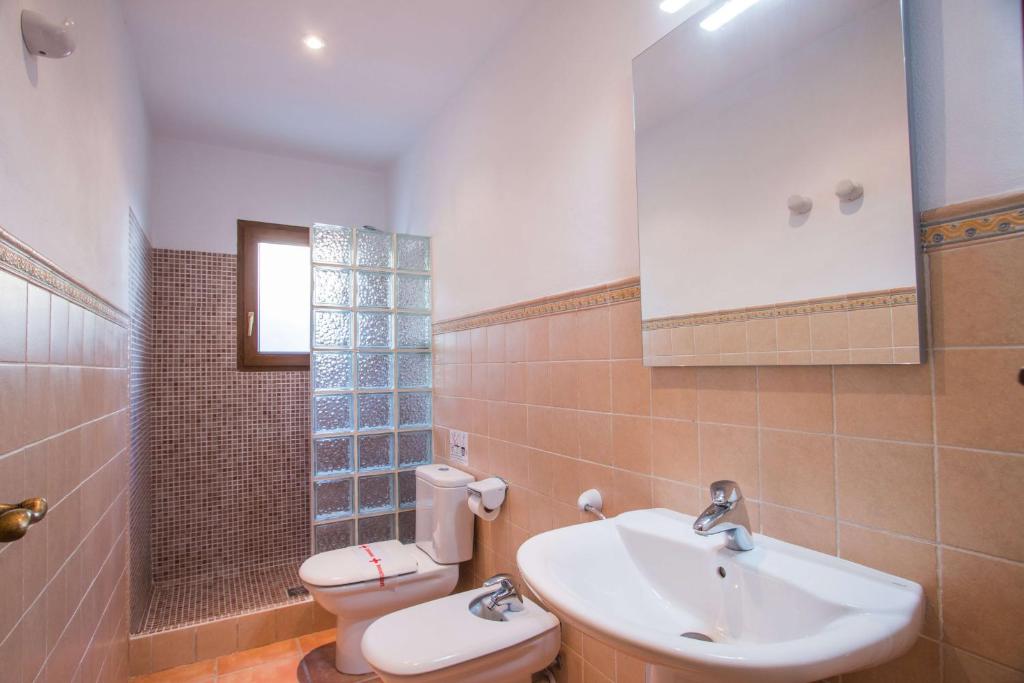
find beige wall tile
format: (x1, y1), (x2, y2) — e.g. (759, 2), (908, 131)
(850, 347), (895, 364)
(939, 447), (1024, 562)
(651, 418), (698, 484)
(610, 360), (651, 415)
(777, 315), (811, 351)
(670, 326), (695, 355)
(892, 304), (921, 348)
(839, 524), (940, 638)
(48, 295), (69, 364)
(699, 423), (759, 497)
(696, 367), (757, 425)
(549, 313), (578, 361)
(578, 413), (612, 466)
(652, 478), (702, 515)
(149, 627), (196, 672)
(470, 326), (488, 364)
(835, 365), (934, 443)
(837, 438), (935, 539)
(195, 618), (238, 660)
(576, 308), (610, 360)
(611, 415), (652, 475)
(486, 323), (505, 363)
(942, 547), (1024, 669)
(651, 367), (697, 420)
(935, 349), (1024, 453)
(810, 311), (849, 350)
(719, 322), (747, 354)
(758, 366), (834, 433)
(609, 302), (643, 359)
(760, 505), (836, 555)
(930, 235), (1024, 347)
(761, 430), (835, 516)
(693, 324), (719, 355)
(128, 636), (152, 676)
(942, 644), (1024, 683)
(576, 361), (611, 412)
(746, 318), (777, 353)
(843, 637), (940, 683)
(610, 469), (652, 515)
(504, 321), (525, 362)
(778, 350), (813, 364)
(525, 362), (552, 406)
(650, 328), (672, 357)
(812, 349), (851, 364)
(273, 602), (312, 640)
(236, 611), (276, 650)
(550, 362), (578, 409)
(0, 270), (27, 362)
(848, 307), (894, 349)
(25, 285), (50, 364)
(525, 317), (550, 361)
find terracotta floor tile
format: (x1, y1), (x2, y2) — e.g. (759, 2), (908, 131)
(298, 630), (337, 655)
(132, 659), (216, 683)
(300, 644), (379, 682)
(218, 640), (301, 674)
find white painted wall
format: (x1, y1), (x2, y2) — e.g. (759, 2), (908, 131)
(0, 0), (150, 308)
(148, 137), (390, 254)
(392, 0), (1024, 321)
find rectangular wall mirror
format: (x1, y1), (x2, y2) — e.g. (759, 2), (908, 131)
(634, 0), (923, 367)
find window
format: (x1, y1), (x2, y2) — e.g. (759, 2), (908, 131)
(237, 220), (310, 369)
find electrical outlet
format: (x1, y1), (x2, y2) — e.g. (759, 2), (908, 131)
(449, 429), (469, 465)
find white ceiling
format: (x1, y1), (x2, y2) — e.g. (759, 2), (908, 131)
(121, 0), (537, 169)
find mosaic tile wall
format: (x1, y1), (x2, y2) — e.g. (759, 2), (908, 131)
(310, 226), (433, 553)
(151, 249), (310, 583)
(128, 215), (155, 634)
(0, 228), (132, 682)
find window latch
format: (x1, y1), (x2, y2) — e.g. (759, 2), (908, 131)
(247, 311), (255, 336)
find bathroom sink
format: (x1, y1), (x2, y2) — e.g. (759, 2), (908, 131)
(517, 509), (923, 683)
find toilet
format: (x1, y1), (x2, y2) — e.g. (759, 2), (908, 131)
(301, 463), (558, 681)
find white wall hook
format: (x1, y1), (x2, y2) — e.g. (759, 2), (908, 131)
(22, 10), (76, 59)
(787, 195), (813, 214)
(577, 489), (606, 520)
(834, 179), (864, 202)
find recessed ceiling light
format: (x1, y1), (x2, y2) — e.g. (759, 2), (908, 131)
(659, 0), (693, 13)
(303, 34), (325, 50)
(700, 0), (761, 31)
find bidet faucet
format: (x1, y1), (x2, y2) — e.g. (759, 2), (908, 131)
(483, 573), (524, 612)
(693, 480), (754, 551)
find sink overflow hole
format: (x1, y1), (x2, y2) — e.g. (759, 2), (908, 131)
(681, 632), (715, 642)
(717, 566), (726, 578)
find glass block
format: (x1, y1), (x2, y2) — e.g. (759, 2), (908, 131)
(314, 436), (354, 476)
(398, 431), (432, 467)
(313, 352), (353, 391)
(358, 433), (394, 471)
(357, 352), (394, 390)
(397, 353), (432, 389)
(313, 310), (352, 349)
(312, 224), (353, 265)
(396, 274), (431, 311)
(398, 510), (416, 544)
(357, 271), (393, 308)
(398, 392), (432, 428)
(358, 514), (395, 544)
(396, 235), (430, 272)
(313, 393), (353, 434)
(315, 519), (354, 552)
(358, 393), (394, 430)
(312, 267), (353, 307)
(357, 312), (393, 349)
(358, 474), (395, 513)
(315, 478), (353, 520)
(398, 469), (417, 510)
(356, 228), (393, 268)
(396, 314), (431, 349)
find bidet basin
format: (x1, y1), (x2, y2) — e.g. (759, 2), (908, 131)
(517, 509), (923, 683)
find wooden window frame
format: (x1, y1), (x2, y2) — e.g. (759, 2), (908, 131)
(237, 220), (310, 370)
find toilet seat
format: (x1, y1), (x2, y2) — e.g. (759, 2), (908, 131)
(299, 540), (418, 588)
(362, 586), (561, 682)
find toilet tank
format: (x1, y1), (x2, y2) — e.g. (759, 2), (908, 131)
(415, 464), (474, 564)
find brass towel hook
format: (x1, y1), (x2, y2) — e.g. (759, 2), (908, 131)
(0, 497), (48, 543)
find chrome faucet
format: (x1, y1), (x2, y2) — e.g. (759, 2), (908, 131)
(483, 573), (524, 612)
(694, 480), (754, 551)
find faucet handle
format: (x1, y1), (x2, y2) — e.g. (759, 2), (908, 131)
(709, 480), (743, 506)
(483, 573), (516, 590)
(483, 573), (524, 612)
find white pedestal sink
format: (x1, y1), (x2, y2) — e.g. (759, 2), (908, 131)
(517, 509), (923, 683)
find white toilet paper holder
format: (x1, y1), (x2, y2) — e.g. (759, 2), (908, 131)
(467, 476), (509, 513)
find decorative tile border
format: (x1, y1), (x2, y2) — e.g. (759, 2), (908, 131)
(432, 277), (640, 334)
(921, 190), (1024, 248)
(0, 223), (130, 328)
(641, 287), (917, 331)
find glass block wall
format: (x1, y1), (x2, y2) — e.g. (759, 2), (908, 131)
(309, 225), (433, 553)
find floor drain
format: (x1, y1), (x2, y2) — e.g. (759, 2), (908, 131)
(681, 632), (714, 642)
(286, 586), (309, 598)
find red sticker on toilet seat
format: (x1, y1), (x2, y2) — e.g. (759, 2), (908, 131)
(360, 544), (387, 587)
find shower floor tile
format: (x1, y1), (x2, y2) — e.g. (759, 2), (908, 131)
(139, 561), (310, 634)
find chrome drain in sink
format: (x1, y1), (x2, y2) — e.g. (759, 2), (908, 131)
(681, 632), (714, 642)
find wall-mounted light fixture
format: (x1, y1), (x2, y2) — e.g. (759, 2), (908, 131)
(21, 10), (76, 58)
(303, 34), (326, 51)
(787, 195), (813, 215)
(835, 179), (864, 202)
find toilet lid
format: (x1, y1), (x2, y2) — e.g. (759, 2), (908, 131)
(362, 586), (560, 676)
(299, 540), (418, 588)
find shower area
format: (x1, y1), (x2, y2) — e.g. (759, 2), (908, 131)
(126, 221), (432, 657)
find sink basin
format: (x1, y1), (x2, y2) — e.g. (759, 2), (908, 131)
(517, 509), (923, 683)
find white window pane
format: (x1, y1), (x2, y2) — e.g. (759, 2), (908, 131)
(258, 242), (311, 353)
